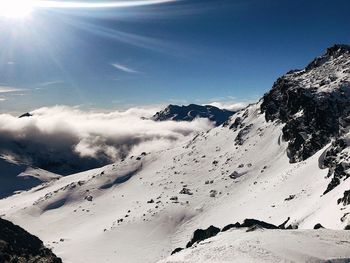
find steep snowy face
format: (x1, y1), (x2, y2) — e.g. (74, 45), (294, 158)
(261, 45), (350, 192)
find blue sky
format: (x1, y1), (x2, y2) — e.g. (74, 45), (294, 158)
(0, 0), (350, 113)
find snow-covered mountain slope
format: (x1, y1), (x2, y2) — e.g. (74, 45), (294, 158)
(0, 45), (349, 263)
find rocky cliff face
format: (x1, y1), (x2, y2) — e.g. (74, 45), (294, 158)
(0, 218), (62, 263)
(152, 104), (235, 126)
(261, 44), (350, 193)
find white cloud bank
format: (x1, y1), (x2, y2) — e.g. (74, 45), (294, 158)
(207, 101), (249, 111)
(0, 106), (213, 174)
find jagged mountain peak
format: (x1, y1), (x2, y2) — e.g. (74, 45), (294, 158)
(305, 44), (350, 72)
(325, 44), (350, 58)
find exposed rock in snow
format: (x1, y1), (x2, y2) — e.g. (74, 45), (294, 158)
(185, 225), (220, 248)
(261, 44), (350, 164)
(338, 190), (350, 206)
(261, 44), (350, 194)
(159, 228), (350, 263)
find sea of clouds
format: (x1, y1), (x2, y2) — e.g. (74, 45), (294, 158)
(0, 106), (213, 175)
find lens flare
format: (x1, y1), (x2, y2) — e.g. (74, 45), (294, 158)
(0, 0), (35, 19)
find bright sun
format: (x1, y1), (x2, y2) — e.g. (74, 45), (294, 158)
(0, 0), (36, 19)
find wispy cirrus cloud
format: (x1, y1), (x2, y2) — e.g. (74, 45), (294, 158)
(111, 63), (140, 74)
(35, 80), (65, 90)
(0, 86), (25, 93)
(39, 80), (64, 87)
(0, 86), (26, 103)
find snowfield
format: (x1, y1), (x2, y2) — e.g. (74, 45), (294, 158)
(159, 228), (350, 263)
(0, 102), (349, 263)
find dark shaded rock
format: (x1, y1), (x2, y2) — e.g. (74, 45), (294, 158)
(152, 104), (236, 126)
(186, 225), (220, 248)
(284, 195), (295, 201)
(323, 137), (350, 194)
(344, 225), (350, 230)
(314, 223), (325, 229)
(261, 45), (350, 164)
(0, 218), (62, 263)
(229, 171), (240, 179)
(337, 190), (350, 206)
(261, 45), (350, 194)
(228, 117), (242, 130)
(85, 195), (93, 202)
(18, 112), (33, 118)
(171, 247), (183, 255)
(235, 124), (253, 145)
(240, 219), (279, 229)
(286, 224), (299, 230)
(278, 217), (290, 229)
(246, 224), (265, 232)
(170, 196), (178, 202)
(172, 218), (294, 256)
(221, 222), (241, 232)
(306, 45), (350, 71)
(179, 188), (193, 195)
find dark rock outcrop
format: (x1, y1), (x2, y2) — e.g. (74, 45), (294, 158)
(222, 219), (279, 232)
(221, 222), (241, 232)
(170, 247), (183, 255)
(172, 218), (288, 255)
(322, 135), (350, 194)
(234, 124), (253, 146)
(152, 104), (235, 126)
(261, 44), (350, 194)
(313, 223), (325, 229)
(337, 190), (350, 206)
(0, 218), (62, 263)
(18, 112), (33, 118)
(186, 225), (220, 248)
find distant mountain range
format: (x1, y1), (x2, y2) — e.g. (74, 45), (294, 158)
(152, 104), (236, 126)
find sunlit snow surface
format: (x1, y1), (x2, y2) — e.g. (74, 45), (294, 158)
(0, 101), (349, 263)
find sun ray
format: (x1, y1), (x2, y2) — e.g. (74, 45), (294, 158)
(35, 0), (178, 9)
(0, 0), (179, 19)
